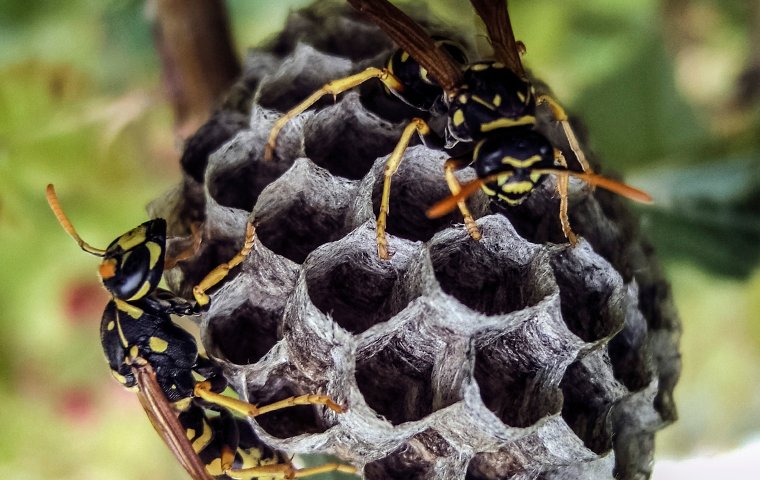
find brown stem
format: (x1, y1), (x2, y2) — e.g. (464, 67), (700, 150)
(151, 0), (241, 137)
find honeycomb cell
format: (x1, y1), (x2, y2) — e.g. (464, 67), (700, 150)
(355, 318), (440, 425)
(206, 299), (280, 365)
(243, 369), (332, 439)
(365, 429), (457, 479)
(303, 224), (415, 333)
(303, 93), (403, 180)
(549, 242), (625, 344)
(254, 159), (358, 263)
(427, 216), (550, 316)
(474, 311), (577, 427)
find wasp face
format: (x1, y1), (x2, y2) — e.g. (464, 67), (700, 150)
(99, 219), (167, 301)
(474, 126), (554, 206)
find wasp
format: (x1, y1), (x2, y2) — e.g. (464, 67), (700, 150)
(46, 185), (357, 480)
(264, 0), (652, 259)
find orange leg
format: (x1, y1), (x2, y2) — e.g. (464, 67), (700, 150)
(443, 159), (481, 241)
(192, 222), (255, 307)
(537, 94), (591, 174)
(553, 150), (577, 245)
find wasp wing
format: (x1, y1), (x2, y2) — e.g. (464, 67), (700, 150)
(347, 0), (463, 94)
(133, 363), (214, 480)
(469, 0), (525, 77)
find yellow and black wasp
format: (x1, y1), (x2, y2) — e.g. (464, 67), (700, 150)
(265, 0), (652, 259)
(46, 185), (357, 480)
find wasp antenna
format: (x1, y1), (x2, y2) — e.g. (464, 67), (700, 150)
(426, 178), (486, 218)
(46, 184), (107, 256)
(564, 172), (653, 204)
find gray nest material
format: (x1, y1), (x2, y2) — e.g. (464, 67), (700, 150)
(151, 3), (680, 479)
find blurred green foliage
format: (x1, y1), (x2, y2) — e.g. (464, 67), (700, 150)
(0, 0), (758, 479)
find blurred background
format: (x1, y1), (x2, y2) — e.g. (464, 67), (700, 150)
(0, 0), (758, 479)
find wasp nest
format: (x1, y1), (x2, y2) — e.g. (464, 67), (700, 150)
(151, 4), (680, 479)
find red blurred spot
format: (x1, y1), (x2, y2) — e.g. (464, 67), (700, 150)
(64, 280), (108, 325)
(59, 388), (95, 425)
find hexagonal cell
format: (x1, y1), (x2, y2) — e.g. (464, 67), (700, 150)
(205, 130), (297, 212)
(304, 93), (403, 180)
(355, 323), (437, 426)
(364, 429), (456, 479)
(428, 217), (548, 316)
(473, 351), (563, 428)
(244, 367), (335, 440)
(549, 244), (624, 344)
(254, 159), (359, 263)
(369, 146), (477, 245)
(303, 225), (415, 333)
(559, 351), (626, 454)
(171, 238), (243, 299)
(256, 43), (354, 112)
(472, 307), (574, 427)
(206, 300), (280, 365)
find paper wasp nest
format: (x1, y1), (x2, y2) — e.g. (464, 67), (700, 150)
(151, 4), (680, 479)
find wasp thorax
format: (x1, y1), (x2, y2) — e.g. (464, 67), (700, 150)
(447, 62), (536, 142)
(100, 219), (167, 301)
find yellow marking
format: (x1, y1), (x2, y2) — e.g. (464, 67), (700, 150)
(517, 91), (526, 103)
(173, 397), (193, 412)
(493, 62), (505, 68)
(481, 184), (496, 196)
(531, 172), (543, 183)
(501, 154), (543, 168)
(458, 94), (468, 104)
(149, 336), (169, 353)
(115, 298), (143, 319)
(239, 447), (264, 468)
(386, 57), (394, 74)
(111, 371), (128, 384)
(117, 225), (147, 251)
(127, 280), (152, 301)
(107, 320), (115, 331)
(498, 193), (523, 205)
(501, 181), (535, 194)
(400, 51), (409, 62)
(470, 63), (489, 71)
(480, 115), (535, 132)
(206, 458), (224, 477)
(497, 175), (508, 186)
(186, 428), (195, 441)
(129, 345), (139, 359)
(191, 418), (213, 453)
(453, 109), (465, 126)
(474, 139), (484, 161)
(419, 66), (430, 82)
(493, 94), (502, 107)
(145, 241), (162, 269)
(113, 299), (140, 349)
(99, 259), (117, 280)
(471, 95), (496, 110)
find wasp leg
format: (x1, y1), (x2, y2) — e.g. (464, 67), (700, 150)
(226, 462), (358, 480)
(194, 381), (345, 417)
(376, 117), (431, 260)
(553, 149), (578, 246)
(164, 222), (202, 270)
(192, 222), (255, 307)
(443, 158), (481, 241)
(265, 67), (404, 161)
(537, 94), (591, 173)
